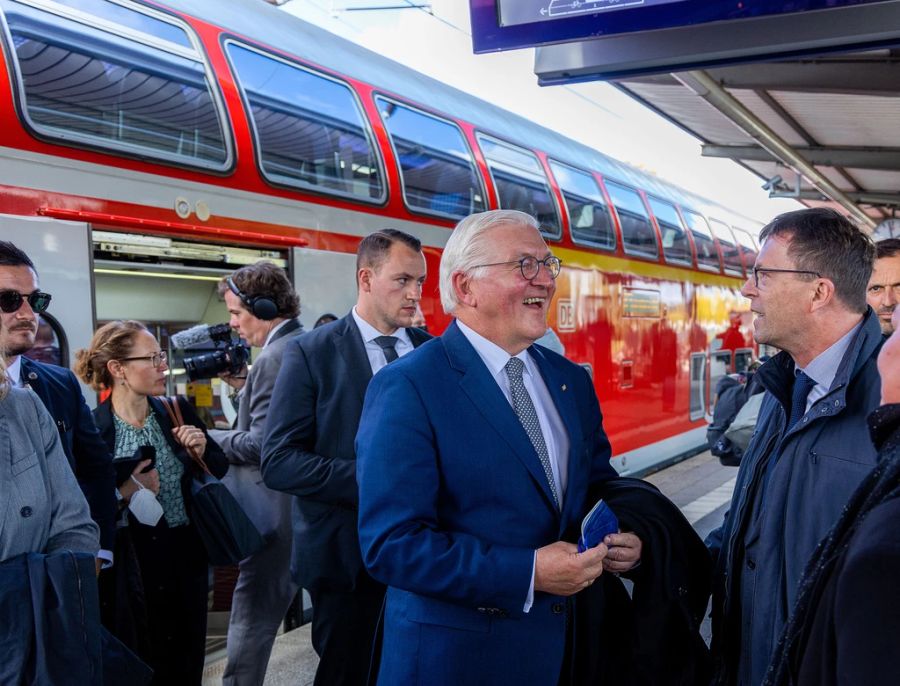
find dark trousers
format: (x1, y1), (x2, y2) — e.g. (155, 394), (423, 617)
(309, 584), (385, 686)
(131, 521), (209, 686)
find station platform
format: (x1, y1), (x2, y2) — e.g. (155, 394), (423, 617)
(201, 450), (737, 685)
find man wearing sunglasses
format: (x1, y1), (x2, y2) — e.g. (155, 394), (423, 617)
(705, 209), (884, 686)
(0, 241), (115, 572)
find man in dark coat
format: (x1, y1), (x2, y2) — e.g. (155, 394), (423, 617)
(763, 306), (900, 686)
(262, 229), (431, 686)
(706, 208), (883, 686)
(0, 241), (116, 569)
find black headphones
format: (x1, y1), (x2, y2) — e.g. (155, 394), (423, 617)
(226, 276), (279, 321)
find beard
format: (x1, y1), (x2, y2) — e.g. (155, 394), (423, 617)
(1, 326), (37, 357)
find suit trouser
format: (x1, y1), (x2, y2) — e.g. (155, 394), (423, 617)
(223, 526), (297, 686)
(309, 581), (385, 686)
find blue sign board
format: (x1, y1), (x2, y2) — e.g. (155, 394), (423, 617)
(471, 0), (893, 53)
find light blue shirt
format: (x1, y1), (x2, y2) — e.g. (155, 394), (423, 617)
(456, 319), (570, 612)
(352, 307), (414, 374)
(797, 318), (864, 412)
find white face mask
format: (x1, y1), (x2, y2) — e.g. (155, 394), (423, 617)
(128, 486), (164, 527)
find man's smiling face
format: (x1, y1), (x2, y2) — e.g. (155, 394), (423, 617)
(466, 223), (557, 355)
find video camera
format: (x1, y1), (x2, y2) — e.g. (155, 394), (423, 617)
(172, 323), (250, 381)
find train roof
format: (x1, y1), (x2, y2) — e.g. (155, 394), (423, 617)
(156, 0), (760, 229)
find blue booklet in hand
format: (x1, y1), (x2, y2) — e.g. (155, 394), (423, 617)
(578, 499), (619, 553)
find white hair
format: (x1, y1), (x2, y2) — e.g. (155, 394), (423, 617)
(439, 210), (540, 314)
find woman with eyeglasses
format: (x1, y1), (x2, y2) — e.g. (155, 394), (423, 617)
(75, 320), (227, 686)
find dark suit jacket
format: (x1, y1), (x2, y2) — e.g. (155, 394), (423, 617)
(356, 320), (617, 685)
(261, 312), (431, 592)
(93, 396), (228, 508)
(21, 357), (117, 551)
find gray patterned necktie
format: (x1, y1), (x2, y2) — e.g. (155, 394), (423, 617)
(505, 357), (560, 509)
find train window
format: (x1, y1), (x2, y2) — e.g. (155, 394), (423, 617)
(23, 314), (67, 368)
(548, 161), (615, 250)
(227, 42), (384, 204)
(603, 181), (658, 259)
(476, 134), (561, 239)
(690, 353), (706, 421)
(0, 0), (231, 171)
(709, 350), (732, 411)
(709, 220), (745, 277)
(647, 197), (691, 265)
(681, 210), (721, 272)
(734, 348), (754, 373)
(375, 97), (485, 219)
(733, 227), (759, 270)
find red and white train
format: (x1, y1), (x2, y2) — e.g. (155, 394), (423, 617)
(0, 0), (762, 474)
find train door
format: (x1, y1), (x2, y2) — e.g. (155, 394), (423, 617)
(0, 215), (95, 399)
(292, 246), (359, 326)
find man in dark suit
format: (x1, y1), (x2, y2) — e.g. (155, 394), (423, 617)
(209, 261), (305, 686)
(262, 229), (431, 686)
(0, 241), (116, 570)
(356, 210), (643, 685)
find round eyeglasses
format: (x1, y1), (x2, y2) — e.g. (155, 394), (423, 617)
(472, 255), (562, 280)
(0, 290), (52, 314)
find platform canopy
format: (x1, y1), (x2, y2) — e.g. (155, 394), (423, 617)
(470, 0), (900, 232)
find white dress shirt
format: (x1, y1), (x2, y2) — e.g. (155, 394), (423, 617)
(456, 320), (570, 612)
(352, 307), (414, 374)
(6, 355), (22, 388)
(798, 319), (863, 412)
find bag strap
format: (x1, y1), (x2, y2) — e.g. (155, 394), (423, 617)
(157, 396), (212, 476)
(169, 395), (186, 427)
(158, 395), (179, 427)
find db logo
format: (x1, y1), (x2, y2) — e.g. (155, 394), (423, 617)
(557, 299), (575, 332)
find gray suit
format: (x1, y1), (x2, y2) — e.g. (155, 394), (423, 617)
(0, 386), (99, 562)
(209, 319), (303, 686)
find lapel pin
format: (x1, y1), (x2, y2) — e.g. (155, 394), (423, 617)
(561, 384), (567, 391)
(28, 372), (38, 381)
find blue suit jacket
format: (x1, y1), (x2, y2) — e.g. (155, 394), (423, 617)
(21, 357), (116, 551)
(357, 321), (616, 685)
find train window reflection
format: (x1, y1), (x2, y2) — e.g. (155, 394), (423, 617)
(2, 0), (230, 170)
(709, 219), (745, 276)
(604, 181), (658, 259)
(54, 0), (192, 48)
(477, 134), (561, 239)
(23, 314), (67, 367)
(376, 97), (484, 219)
(732, 227), (759, 271)
(549, 161), (615, 250)
(227, 42), (384, 203)
(647, 197), (691, 265)
(681, 210), (721, 272)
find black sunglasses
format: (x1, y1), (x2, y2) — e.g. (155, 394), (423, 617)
(0, 290), (52, 314)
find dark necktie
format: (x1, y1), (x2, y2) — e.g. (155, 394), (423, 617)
(373, 335), (400, 364)
(763, 370), (817, 499)
(505, 357), (560, 510)
(787, 370), (817, 431)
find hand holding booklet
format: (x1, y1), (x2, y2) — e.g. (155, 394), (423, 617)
(577, 499), (619, 553)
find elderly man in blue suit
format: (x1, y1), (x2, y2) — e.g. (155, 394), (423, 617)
(357, 210), (642, 685)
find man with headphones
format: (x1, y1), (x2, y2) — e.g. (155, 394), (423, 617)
(209, 261), (304, 686)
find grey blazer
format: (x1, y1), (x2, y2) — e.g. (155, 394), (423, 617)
(209, 319), (304, 537)
(0, 386), (100, 562)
